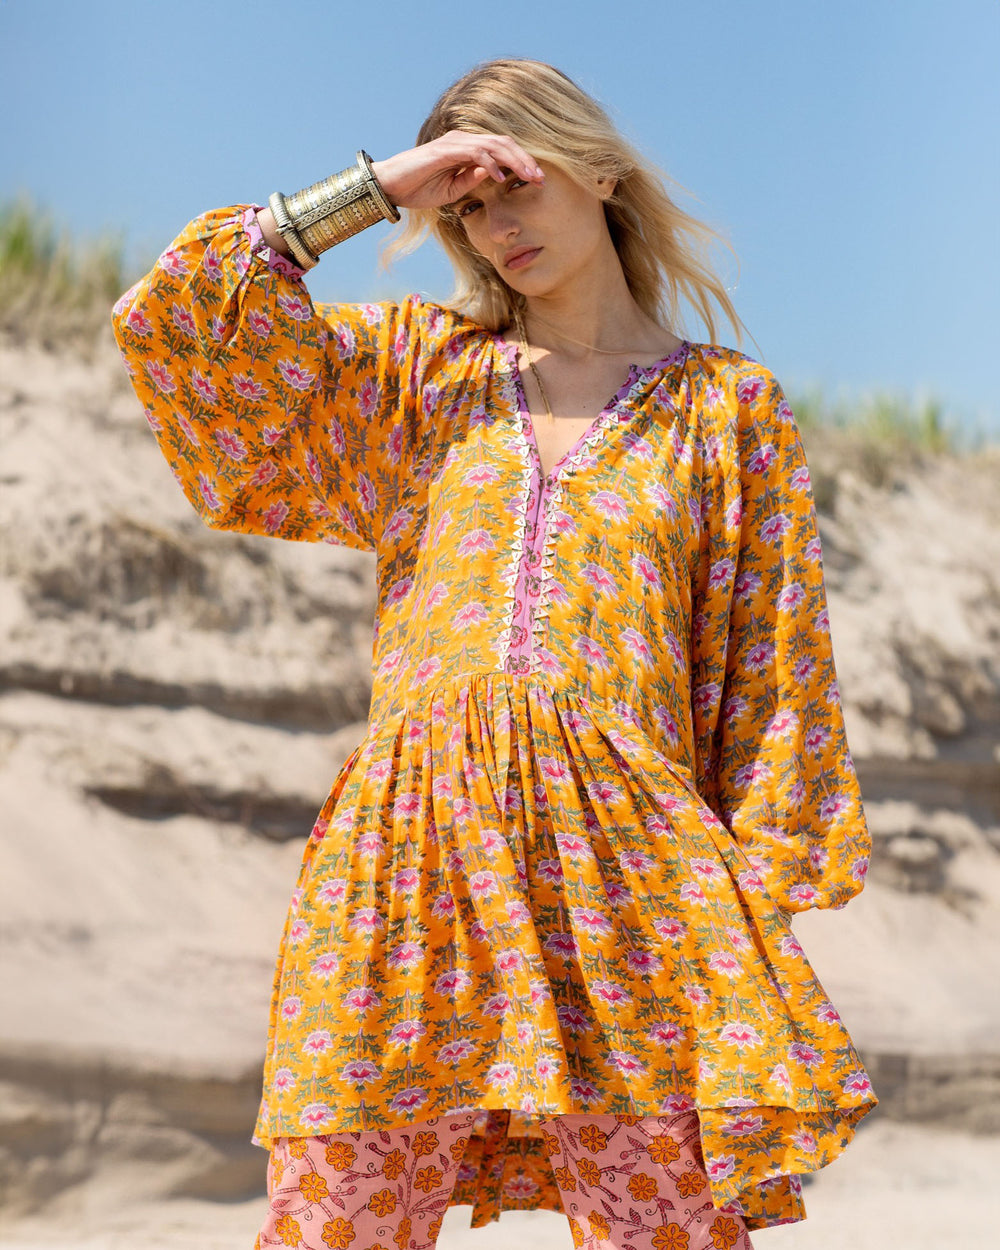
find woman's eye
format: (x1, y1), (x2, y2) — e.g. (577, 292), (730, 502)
(456, 177), (527, 220)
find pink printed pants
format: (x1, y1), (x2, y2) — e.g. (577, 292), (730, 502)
(255, 1111), (753, 1250)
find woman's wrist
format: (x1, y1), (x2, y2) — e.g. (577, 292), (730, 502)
(368, 159), (393, 199)
(256, 206), (293, 259)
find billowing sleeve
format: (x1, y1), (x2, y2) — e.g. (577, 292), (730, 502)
(689, 363), (871, 913)
(111, 204), (456, 552)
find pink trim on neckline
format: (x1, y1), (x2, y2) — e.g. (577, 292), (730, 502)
(492, 332), (690, 484)
(495, 333), (690, 673)
(502, 467), (546, 674)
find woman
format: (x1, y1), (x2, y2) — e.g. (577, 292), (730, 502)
(112, 57), (876, 1250)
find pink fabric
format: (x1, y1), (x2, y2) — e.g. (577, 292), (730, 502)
(255, 1111), (753, 1250)
(544, 1112), (753, 1250)
(503, 469), (546, 674)
(256, 1112), (476, 1250)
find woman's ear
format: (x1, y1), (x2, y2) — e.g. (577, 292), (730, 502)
(596, 176), (617, 200)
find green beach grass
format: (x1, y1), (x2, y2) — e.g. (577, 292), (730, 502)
(0, 197), (129, 354)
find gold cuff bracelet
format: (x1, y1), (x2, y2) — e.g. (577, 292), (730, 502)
(268, 150), (400, 270)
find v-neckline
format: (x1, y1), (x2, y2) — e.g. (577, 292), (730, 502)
(492, 334), (690, 484)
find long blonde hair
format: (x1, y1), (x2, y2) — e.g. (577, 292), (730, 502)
(380, 57), (743, 343)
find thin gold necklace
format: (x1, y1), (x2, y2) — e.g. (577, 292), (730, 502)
(524, 308), (661, 357)
(513, 304), (556, 425)
(511, 305), (677, 424)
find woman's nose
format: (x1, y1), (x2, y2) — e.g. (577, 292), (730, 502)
(485, 204), (518, 243)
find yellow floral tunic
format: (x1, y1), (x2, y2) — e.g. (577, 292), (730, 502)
(111, 205), (877, 1230)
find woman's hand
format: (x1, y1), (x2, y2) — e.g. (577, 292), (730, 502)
(369, 131), (545, 210)
(256, 132), (545, 257)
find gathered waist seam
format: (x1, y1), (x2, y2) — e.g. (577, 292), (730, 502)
(366, 669), (579, 737)
(363, 671), (699, 789)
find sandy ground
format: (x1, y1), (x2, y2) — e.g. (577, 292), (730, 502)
(2, 1121), (998, 1249)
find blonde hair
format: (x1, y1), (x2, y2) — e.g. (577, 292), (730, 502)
(380, 57), (743, 343)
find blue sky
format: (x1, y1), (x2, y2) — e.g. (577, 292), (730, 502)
(2, 0), (998, 433)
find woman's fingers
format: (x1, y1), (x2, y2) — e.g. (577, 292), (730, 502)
(371, 132), (544, 211)
(479, 150), (506, 182)
(467, 133), (543, 181)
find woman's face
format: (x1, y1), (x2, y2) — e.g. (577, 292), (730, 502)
(451, 159), (613, 298)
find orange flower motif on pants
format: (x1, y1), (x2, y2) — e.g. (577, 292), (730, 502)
(709, 1215), (746, 1250)
(367, 1188), (397, 1217)
(628, 1172), (660, 1201)
(321, 1217), (355, 1249)
(653, 1225), (690, 1250)
(299, 1170), (330, 1202)
(273, 1213), (302, 1245)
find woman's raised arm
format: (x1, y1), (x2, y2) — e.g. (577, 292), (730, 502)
(111, 204), (401, 551)
(111, 137), (543, 553)
(255, 132), (544, 254)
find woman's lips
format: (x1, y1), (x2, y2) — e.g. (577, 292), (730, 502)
(505, 247), (542, 271)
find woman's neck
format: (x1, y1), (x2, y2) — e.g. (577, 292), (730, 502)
(520, 249), (676, 363)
